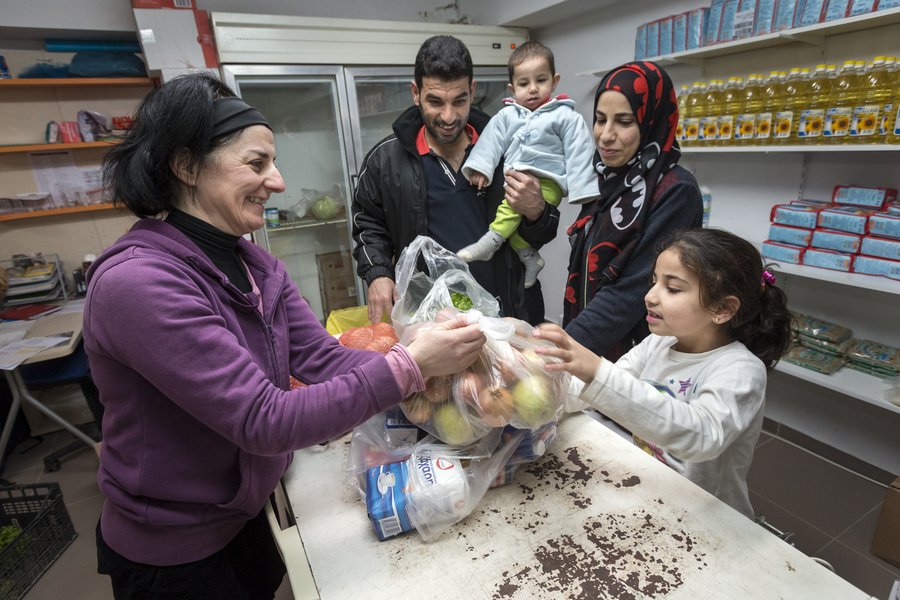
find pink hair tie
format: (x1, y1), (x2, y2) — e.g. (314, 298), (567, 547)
(761, 270), (776, 287)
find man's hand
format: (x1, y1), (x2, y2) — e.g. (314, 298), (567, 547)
(504, 170), (546, 222)
(367, 277), (397, 324)
(406, 317), (486, 379)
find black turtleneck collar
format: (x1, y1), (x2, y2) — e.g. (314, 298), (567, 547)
(165, 208), (251, 293)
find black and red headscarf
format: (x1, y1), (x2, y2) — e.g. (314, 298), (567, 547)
(564, 61), (681, 332)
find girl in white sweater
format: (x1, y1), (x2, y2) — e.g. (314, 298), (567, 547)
(535, 228), (792, 518)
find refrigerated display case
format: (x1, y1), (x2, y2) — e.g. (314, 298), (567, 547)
(220, 64), (512, 322)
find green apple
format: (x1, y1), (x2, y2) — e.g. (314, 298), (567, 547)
(433, 402), (475, 445)
(512, 375), (555, 427)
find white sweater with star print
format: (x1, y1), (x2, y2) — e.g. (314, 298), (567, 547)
(569, 335), (767, 518)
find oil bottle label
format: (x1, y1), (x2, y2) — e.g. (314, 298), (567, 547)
(735, 114), (756, 140)
(676, 119), (684, 141)
(755, 112), (773, 139)
(774, 111), (793, 139)
(683, 117), (700, 141)
(880, 103), (893, 136)
(717, 115), (735, 140)
(894, 104), (900, 135)
(798, 109), (824, 138)
(850, 105), (881, 137)
(699, 116), (718, 141)
(824, 107), (852, 137)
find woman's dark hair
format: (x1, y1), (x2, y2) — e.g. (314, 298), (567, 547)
(103, 72), (238, 217)
(662, 228), (793, 369)
(414, 35), (473, 88)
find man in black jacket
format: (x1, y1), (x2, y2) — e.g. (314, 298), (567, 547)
(352, 35), (559, 326)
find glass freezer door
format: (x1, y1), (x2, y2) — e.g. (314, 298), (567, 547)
(344, 67), (511, 177)
(222, 66), (360, 323)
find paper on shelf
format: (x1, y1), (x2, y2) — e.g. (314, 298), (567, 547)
(29, 151), (90, 208)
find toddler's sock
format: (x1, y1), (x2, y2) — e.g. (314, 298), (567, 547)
(516, 247), (545, 289)
(458, 230), (504, 262)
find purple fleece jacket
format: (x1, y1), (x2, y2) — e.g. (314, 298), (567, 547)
(84, 219), (402, 566)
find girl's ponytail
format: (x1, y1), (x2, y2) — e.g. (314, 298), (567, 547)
(735, 272), (793, 369)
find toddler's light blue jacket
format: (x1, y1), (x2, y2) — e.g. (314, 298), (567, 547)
(462, 95), (599, 204)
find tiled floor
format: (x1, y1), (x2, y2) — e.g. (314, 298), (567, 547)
(3, 424), (899, 599)
(748, 430), (900, 600)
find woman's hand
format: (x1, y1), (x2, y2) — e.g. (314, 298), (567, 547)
(504, 170), (546, 222)
(406, 317), (486, 379)
(533, 323), (601, 384)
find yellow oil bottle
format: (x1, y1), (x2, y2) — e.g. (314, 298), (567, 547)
(880, 57), (896, 142)
(884, 57), (899, 144)
(699, 79), (723, 145)
(717, 76), (743, 146)
(755, 71), (782, 146)
(735, 74), (762, 145)
(824, 60), (860, 143)
(774, 68), (806, 145)
(682, 81), (707, 147)
(798, 64), (830, 144)
(850, 56), (890, 144)
(676, 84), (689, 144)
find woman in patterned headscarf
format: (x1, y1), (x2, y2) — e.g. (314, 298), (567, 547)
(563, 61), (703, 361)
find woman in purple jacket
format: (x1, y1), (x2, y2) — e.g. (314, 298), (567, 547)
(85, 73), (485, 599)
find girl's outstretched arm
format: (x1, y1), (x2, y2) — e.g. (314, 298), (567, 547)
(533, 323), (602, 384)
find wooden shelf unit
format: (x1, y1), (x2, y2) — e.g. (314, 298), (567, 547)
(0, 140), (120, 154)
(0, 203), (117, 223)
(0, 77), (154, 88)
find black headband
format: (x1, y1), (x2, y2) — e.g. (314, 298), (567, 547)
(211, 96), (271, 139)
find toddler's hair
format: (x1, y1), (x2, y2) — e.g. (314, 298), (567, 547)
(662, 228), (793, 369)
(507, 41), (555, 82)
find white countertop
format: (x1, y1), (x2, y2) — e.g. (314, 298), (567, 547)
(283, 412), (875, 600)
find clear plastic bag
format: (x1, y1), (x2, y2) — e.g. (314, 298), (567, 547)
(363, 429), (525, 542)
(390, 236), (500, 337)
(398, 312), (570, 446)
(346, 407), (501, 498)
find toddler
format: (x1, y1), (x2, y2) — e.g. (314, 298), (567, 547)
(459, 41), (598, 288)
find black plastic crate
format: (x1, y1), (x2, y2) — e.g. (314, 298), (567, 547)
(0, 483), (77, 600)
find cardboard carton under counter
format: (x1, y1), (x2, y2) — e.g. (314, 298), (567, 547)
(870, 476), (900, 569)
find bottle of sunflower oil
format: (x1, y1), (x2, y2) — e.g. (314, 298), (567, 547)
(850, 56), (889, 145)
(699, 79), (723, 145)
(682, 81), (707, 147)
(717, 76), (742, 146)
(824, 60), (860, 143)
(755, 71), (781, 145)
(883, 61), (900, 144)
(676, 84), (689, 144)
(880, 57), (897, 142)
(774, 68), (804, 144)
(798, 65), (829, 144)
(734, 74), (762, 145)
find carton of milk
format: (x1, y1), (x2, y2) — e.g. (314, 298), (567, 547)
(366, 454), (469, 541)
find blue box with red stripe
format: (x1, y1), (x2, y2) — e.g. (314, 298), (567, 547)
(366, 461), (414, 541)
(803, 247), (854, 271)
